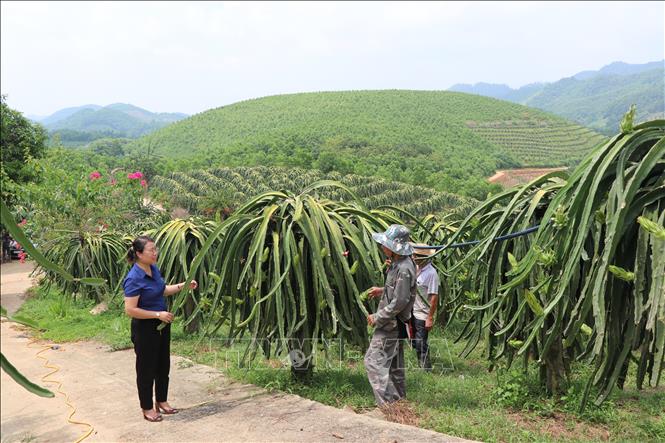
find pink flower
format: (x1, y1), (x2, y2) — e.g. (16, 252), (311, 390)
(133, 171), (143, 179)
(89, 171), (102, 180)
(140, 179), (148, 188)
(342, 250), (349, 257)
(127, 173), (137, 179)
(18, 219), (27, 227)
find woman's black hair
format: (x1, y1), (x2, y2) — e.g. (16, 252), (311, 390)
(127, 235), (155, 263)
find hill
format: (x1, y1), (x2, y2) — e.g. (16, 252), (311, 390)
(44, 103), (188, 142)
(128, 90), (604, 198)
(525, 69), (664, 135)
(31, 104), (102, 125)
(447, 82), (513, 99)
(572, 60), (664, 80)
(448, 60), (664, 135)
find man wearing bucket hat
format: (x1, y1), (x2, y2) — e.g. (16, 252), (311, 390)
(410, 243), (440, 371)
(364, 224), (417, 406)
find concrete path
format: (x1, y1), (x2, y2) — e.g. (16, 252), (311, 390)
(0, 262), (475, 443)
(0, 261), (39, 316)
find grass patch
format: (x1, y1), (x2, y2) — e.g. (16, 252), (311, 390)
(17, 286), (132, 350)
(15, 285), (665, 442)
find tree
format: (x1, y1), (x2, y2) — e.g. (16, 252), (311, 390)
(0, 95), (48, 203)
(125, 139), (163, 180)
(89, 137), (130, 157)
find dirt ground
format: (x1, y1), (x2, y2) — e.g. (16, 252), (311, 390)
(488, 167), (567, 188)
(0, 261), (474, 443)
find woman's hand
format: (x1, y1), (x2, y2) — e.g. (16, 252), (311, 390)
(176, 280), (198, 291)
(159, 311), (174, 323)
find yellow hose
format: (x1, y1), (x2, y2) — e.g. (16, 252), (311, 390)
(28, 338), (95, 443)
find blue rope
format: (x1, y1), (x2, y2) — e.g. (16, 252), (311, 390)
(414, 224), (541, 251)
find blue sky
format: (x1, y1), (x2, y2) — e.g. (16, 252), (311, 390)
(1, 1), (663, 116)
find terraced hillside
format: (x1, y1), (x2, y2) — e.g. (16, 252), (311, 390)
(151, 166), (478, 218)
(468, 120), (606, 166)
(129, 91), (605, 198)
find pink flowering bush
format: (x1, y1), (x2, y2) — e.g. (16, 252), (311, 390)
(20, 161), (155, 241)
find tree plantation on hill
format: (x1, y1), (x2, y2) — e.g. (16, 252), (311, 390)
(151, 166), (479, 219)
(468, 120), (606, 166)
(128, 90), (605, 199)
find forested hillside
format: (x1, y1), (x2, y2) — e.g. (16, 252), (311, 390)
(449, 61), (664, 134)
(41, 103), (188, 145)
(525, 69), (664, 135)
(128, 90), (603, 198)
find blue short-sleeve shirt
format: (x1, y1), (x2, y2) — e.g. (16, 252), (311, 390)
(123, 263), (167, 311)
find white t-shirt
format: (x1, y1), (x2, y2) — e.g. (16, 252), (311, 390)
(413, 262), (439, 321)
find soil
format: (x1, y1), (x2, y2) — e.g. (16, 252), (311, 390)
(507, 411), (610, 442)
(488, 168), (567, 189)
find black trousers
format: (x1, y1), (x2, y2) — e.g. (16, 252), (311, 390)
(131, 318), (171, 410)
(410, 318), (432, 369)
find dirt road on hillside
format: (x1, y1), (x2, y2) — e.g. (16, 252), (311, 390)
(0, 262), (474, 443)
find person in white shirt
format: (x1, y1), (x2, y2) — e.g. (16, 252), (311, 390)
(410, 244), (440, 371)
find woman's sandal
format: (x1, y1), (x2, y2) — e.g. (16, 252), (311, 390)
(143, 412), (163, 422)
(156, 404), (179, 415)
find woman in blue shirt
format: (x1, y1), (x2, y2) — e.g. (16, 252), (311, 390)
(123, 235), (198, 422)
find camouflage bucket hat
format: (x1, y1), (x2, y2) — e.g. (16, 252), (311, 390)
(372, 224), (413, 255)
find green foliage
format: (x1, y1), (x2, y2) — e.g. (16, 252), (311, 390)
(469, 119), (606, 167)
(89, 137), (131, 157)
(525, 69), (664, 135)
(148, 218), (221, 333)
(493, 367), (538, 410)
(16, 285), (133, 350)
(46, 104), (187, 138)
(1, 200), (106, 289)
(48, 129), (128, 147)
(8, 148), (168, 301)
(40, 230), (132, 302)
(0, 353), (54, 398)
(15, 148), (165, 241)
(443, 116), (665, 409)
(129, 90), (600, 197)
(0, 95), (48, 204)
(455, 67), (664, 136)
(167, 183), (402, 372)
(152, 166), (479, 219)
(493, 364), (620, 424)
